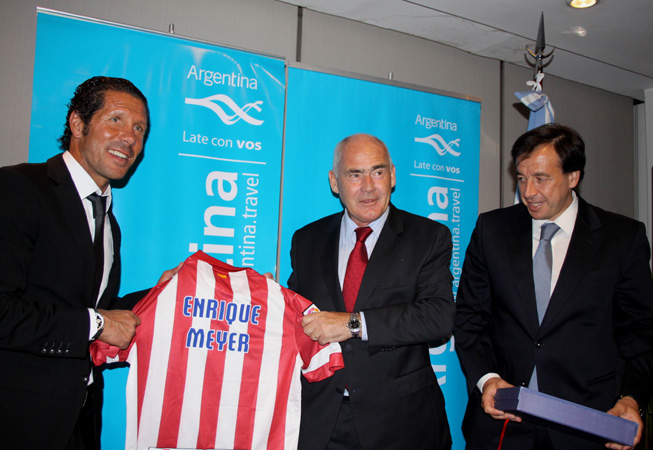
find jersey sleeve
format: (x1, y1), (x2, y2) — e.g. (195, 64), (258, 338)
(90, 340), (124, 365)
(289, 290), (344, 382)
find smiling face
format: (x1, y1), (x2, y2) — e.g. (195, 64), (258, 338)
(68, 90), (148, 192)
(516, 143), (580, 221)
(329, 135), (396, 227)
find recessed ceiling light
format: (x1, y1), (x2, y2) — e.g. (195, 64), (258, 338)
(567, 0), (599, 8)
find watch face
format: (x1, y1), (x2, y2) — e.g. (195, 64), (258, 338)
(348, 318), (361, 330)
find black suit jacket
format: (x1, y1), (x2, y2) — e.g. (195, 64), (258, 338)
(0, 154), (132, 449)
(288, 204), (455, 450)
(455, 198), (653, 449)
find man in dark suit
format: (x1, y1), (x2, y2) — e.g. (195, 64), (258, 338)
(455, 123), (653, 450)
(288, 133), (455, 450)
(0, 76), (175, 449)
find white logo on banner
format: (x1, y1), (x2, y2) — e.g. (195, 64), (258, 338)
(430, 338), (456, 386)
(415, 134), (461, 157)
(432, 364), (447, 385)
(185, 94), (264, 126)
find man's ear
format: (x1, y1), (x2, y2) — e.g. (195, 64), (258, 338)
(567, 170), (581, 189)
(69, 111), (84, 139)
(328, 170), (339, 195)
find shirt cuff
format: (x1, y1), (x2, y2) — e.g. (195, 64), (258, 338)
(477, 373), (501, 392)
(88, 308), (98, 341)
(360, 311), (368, 341)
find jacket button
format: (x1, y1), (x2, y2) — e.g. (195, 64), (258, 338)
(82, 377), (89, 383)
(344, 343), (353, 352)
(520, 381), (527, 387)
(535, 341), (543, 349)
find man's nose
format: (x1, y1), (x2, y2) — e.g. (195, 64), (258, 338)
(120, 125), (137, 146)
(522, 179), (536, 197)
(361, 174), (374, 191)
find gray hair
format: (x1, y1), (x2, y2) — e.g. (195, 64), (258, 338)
(332, 133), (393, 178)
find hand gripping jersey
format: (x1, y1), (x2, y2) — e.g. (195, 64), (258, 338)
(91, 251), (344, 450)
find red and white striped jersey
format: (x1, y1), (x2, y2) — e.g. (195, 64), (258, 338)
(92, 251), (344, 450)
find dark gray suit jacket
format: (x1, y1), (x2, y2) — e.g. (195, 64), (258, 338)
(289, 204), (455, 450)
(455, 197), (653, 449)
(0, 153), (137, 449)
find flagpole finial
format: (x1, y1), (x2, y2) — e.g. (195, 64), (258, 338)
(526, 12), (554, 80)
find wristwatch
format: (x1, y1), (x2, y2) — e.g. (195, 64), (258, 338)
(92, 310), (105, 340)
(347, 312), (361, 339)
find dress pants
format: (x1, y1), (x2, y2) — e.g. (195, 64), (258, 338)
(325, 397), (363, 450)
(66, 369), (102, 450)
(465, 421), (555, 450)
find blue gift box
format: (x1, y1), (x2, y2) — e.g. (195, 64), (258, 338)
(494, 387), (637, 446)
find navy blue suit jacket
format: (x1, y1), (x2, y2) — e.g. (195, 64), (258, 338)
(455, 198), (653, 449)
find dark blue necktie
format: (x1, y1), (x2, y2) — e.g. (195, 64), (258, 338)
(87, 193), (106, 304)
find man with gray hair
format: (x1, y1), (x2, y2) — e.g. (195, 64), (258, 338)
(289, 133), (455, 449)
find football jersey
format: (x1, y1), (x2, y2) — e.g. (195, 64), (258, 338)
(91, 251), (344, 450)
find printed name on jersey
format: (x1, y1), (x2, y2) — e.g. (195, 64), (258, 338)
(183, 296), (262, 353)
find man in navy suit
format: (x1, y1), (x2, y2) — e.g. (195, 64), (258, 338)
(455, 123), (653, 450)
(0, 76), (176, 449)
(289, 133), (455, 450)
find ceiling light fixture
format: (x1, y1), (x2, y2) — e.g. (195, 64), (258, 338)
(566, 0), (599, 8)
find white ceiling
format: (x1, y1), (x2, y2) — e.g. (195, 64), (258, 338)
(279, 0), (653, 101)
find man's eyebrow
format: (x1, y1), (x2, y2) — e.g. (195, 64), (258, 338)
(343, 163), (389, 175)
(516, 171), (551, 178)
(347, 164), (388, 172)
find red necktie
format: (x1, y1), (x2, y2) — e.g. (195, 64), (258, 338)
(342, 227), (373, 312)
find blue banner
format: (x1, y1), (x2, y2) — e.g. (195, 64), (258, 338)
(30, 10), (285, 448)
(281, 66), (481, 450)
(30, 11), (480, 449)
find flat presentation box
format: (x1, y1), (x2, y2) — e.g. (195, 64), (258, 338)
(495, 387), (637, 446)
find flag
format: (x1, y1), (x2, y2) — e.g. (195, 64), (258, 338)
(513, 72), (555, 203)
(515, 72), (555, 131)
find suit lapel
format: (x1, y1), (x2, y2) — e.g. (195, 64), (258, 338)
(47, 154), (98, 307)
(542, 198), (601, 328)
(320, 213), (346, 312)
(505, 205), (541, 331)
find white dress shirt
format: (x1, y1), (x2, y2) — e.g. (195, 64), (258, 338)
(62, 151), (114, 340)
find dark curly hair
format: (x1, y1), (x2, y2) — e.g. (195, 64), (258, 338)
(58, 76), (149, 151)
(511, 123), (586, 182)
